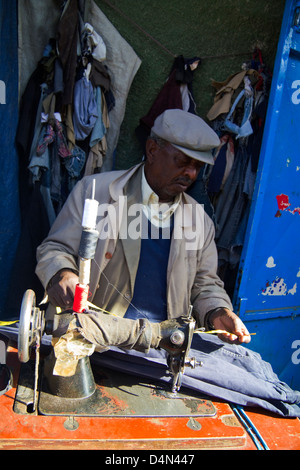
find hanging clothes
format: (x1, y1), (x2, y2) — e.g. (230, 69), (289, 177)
(135, 55), (201, 150)
(6, 0), (141, 319)
(73, 74), (99, 141)
(205, 53), (272, 296)
(207, 69), (258, 122)
(207, 134), (235, 196)
(84, 86), (109, 175)
(223, 86), (254, 140)
(56, 0), (79, 106)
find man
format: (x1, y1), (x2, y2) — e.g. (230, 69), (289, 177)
(36, 109), (250, 346)
(35, 110), (300, 417)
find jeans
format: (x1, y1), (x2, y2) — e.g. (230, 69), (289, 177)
(91, 333), (300, 418)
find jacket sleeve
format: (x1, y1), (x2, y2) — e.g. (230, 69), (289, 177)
(191, 214), (233, 327)
(35, 179), (86, 289)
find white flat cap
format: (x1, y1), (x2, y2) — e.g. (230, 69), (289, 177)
(151, 109), (220, 164)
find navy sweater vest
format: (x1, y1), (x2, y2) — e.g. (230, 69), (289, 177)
(124, 220), (173, 322)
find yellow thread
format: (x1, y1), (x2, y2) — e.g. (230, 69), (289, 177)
(87, 301), (119, 317)
(0, 320), (18, 326)
(195, 329), (256, 336)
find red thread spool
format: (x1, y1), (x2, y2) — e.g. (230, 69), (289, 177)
(73, 284), (89, 313)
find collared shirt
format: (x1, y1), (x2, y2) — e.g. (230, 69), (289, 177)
(141, 167), (181, 228)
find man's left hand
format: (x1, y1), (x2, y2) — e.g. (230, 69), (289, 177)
(208, 308), (251, 344)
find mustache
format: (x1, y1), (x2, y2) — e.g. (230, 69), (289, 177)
(173, 177), (193, 186)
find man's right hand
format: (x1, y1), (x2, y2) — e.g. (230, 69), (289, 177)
(47, 269), (79, 309)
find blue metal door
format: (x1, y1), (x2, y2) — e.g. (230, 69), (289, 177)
(0, 0), (20, 318)
(233, 0), (300, 389)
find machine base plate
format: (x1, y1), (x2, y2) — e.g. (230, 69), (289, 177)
(14, 360), (216, 418)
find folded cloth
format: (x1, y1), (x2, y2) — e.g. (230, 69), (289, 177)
(92, 333), (300, 418)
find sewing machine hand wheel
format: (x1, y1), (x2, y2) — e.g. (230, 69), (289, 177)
(18, 289), (44, 363)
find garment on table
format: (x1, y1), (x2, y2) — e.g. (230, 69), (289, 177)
(89, 335), (300, 418)
(1, 319), (300, 418)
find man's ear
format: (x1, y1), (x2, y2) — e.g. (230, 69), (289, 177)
(145, 138), (158, 164)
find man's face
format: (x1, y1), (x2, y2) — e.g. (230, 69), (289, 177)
(144, 139), (204, 202)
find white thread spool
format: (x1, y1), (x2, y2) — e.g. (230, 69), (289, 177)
(82, 198), (98, 229)
(79, 259), (91, 285)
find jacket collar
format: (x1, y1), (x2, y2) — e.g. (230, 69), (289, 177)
(108, 162), (203, 233)
(109, 163), (144, 202)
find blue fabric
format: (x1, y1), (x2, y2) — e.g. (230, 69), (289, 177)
(124, 220), (172, 322)
(89, 86), (106, 148)
(0, 1), (20, 318)
(73, 76), (98, 140)
(63, 145), (86, 179)
(92, 334), (300, 418)
(223, 89), (253, 139)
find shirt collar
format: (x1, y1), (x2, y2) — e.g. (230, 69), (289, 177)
(141, 167), (181, 225)
(142, 166), (157, 205)
(142, 167), (182, 205)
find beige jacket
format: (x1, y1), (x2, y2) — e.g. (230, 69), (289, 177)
(36, 164), (232, 327)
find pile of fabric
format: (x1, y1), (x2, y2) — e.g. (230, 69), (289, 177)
(17, 3), (114, 225)
(5, 0), (141, 316)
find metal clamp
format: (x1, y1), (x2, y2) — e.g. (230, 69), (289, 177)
(169, 306), (203, 393)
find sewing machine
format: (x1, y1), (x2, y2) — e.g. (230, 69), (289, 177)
(10, 180), (213, 424)
(15, 288), (208, 418)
